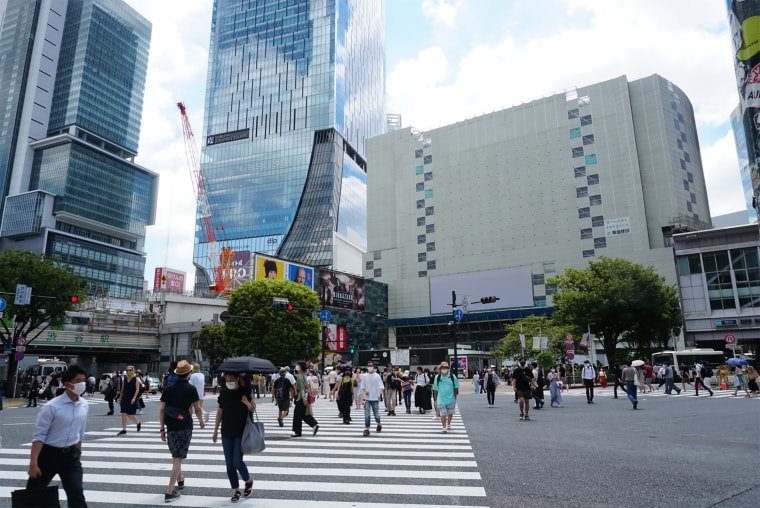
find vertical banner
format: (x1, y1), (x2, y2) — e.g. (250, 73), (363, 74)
(728, 0), (760, 213)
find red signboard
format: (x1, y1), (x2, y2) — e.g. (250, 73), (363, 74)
(154, 267), (186, 293)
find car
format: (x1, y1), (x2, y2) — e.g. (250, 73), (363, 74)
(150, 376), (161, 394)
(98, 373), (113, 394)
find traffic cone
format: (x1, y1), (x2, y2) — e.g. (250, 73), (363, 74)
(720, 376), (726, 390)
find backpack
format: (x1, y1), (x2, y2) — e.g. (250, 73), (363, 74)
(274, 377), (289, 401)
(702, 366), (713, 378)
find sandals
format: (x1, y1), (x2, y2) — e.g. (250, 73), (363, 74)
(231, 491), (241, 502)
(244, 479), (253, 496)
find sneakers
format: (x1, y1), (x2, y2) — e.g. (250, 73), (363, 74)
(117, 430), (127, 435)
(164, 491), (181, 503)
(523, 415), (530, 421)
(363, 428), (370, 436)
(519, 412), (524, 420)
(633, 401), (638, 409)
(376, 422), (382, 432)
(277, 418), (283, 427)
(431, 416), (440, 421)
(441, 428), (447, 433)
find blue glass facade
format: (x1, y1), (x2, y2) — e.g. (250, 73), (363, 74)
(0, 191), (48, 237)
(194, 0), (384, 283)
(48, 0), (151, 153)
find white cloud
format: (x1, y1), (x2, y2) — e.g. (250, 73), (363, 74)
(421, 0), (459, 26)
(702, 130), (747, 217)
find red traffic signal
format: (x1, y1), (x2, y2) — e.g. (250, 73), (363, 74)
(56, 295), (79, 303)
(480, 296), (499, 304)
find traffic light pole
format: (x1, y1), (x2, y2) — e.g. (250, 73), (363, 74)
(451, 291), (459, 377)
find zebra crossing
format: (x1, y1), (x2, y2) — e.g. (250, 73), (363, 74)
(533, 387), (758, 399)
(0, 397), (488, 507)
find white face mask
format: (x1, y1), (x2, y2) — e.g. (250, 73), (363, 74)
(367, 367), (374, 373)
(226, 382), (237, 390)
(487, 369), (492, 373)
(70, 382), (86, 396)
(441, 369), (449, 375)
(295, 366), (301, 372)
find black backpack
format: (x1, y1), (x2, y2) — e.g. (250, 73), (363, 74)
(702, 366), (713, 378)
(274, 378), (289, 401)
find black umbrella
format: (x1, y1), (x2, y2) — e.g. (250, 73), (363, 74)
(218, 356), (278, 373)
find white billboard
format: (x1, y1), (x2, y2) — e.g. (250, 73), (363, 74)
(429, 266), (534, 315)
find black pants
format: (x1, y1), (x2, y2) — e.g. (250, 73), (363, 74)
(27, 444), (87, 507)
(584, 379), (594, 401)
(614, 379), (627, 397)
(106, 395), (115, 413)
(486, 384), (496, 405)
(27, 391), (37, 407)
(292, 398), (318, 435)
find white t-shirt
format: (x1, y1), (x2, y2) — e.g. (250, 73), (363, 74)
(360, 372), (384, 401)
(328, 370), (338, 384)
(189, 372), (204, 400)
(581, 365), (596, 380)
(415, 373), (428, 386)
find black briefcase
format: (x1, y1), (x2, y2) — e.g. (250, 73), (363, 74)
(11, 485), (60, 507)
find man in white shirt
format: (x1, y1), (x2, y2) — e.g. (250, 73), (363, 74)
(189, 363), (208, 422)
(327, 368), (338, 401)
(359, 361), (384, 436)
(581, 360), (596, 404)
(692, 362), (714, 396)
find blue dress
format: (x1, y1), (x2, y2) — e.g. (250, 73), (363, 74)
(120, 376), (139, 415)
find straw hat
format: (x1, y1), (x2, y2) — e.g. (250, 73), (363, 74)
(175, 360), (192, 376)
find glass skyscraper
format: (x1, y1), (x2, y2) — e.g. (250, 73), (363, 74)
(0, 0), (157, 298)
(194, 0), (385, 290)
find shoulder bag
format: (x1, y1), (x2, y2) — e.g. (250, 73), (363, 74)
(633, 370), (641, 387)
(241, 409), (266, 454)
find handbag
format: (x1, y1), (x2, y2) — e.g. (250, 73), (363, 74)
(241, 409), (266, 454)
(633, 372), (641, 387)
(11, 486), (59, 507)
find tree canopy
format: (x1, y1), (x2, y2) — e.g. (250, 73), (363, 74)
(548, 257), (681, 364)
(224, 279), (321, 366)
(192, 323), (230, 372)
(493, 315), (571, 366)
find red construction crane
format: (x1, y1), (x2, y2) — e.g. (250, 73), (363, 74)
(177, 102), (232, 294)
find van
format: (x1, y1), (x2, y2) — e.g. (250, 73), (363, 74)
(24, 359), (67, 379)
(99, 373), (114, 394)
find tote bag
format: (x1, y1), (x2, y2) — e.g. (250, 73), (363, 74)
(12, 486), (59, 507)
(241, 409), (266, 454)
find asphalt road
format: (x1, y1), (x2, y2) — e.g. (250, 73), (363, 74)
(459, 385), (759, 508)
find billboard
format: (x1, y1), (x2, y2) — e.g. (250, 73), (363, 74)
(319, 270), (365, 310)
(728, 0), (760, 214)
(153, 267), (186, 293)
(323, 324), (348, 351)
(253, 254), (315, 290)
(429, 266), (534, 315)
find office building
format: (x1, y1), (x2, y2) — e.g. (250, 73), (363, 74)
(364, 74), (712, 348)
(0, 0), (158, 298)
(730, 104), (758, 223)
(193, 0), (385, 291)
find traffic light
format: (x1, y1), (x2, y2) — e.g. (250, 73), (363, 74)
(271, 297), (293, 311)
(349, 344), (356, 354)
(475, 342), (482, 351)
(56, 295), (79, 303)
(480, 296), (499, 304)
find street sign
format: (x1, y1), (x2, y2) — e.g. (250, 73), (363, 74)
(0, 354), (5, 360)
(566, 343), (574, 350)
(14, 284), (27, 305)
(565, 333), (573, 341)
(567, 352), (575, 360)
(16, 337), (26, 346)
(15, 352), (24, 361)
(320, 310), (331, 321)
(454, 309), (463, 321)
(462, 296), (470, 313)
(219, 310), (231, 323)
(321, 321), (329, 327)
(16, 346), (25, 352)
(0, 297), (6, 311)
(724, 334), (737, 345)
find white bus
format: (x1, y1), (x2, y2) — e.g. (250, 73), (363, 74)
(651, 349), (726, 368)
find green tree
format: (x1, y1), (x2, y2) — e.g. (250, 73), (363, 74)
(192, 323), (230, 373)
(493, 315), (570, 364)
(224, 279), (321, 366)
(548, 257), (681, 365)
(0, 250), (84, 392)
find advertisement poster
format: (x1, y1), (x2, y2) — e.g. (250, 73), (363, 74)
(319, 270), (365, 310)
(253, 254), (315, 290)
(225, 250), (253, 290)
(323, 324), (347, 351)
(153, 267), (186, 293)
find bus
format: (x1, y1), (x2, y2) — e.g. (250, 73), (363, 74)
(651, 349), (726, 368)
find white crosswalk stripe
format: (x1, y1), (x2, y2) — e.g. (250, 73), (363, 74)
(0, 398), (487, 507)
(526, 389), (758, 399)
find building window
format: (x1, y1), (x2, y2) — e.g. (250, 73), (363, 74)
(704, 251), (736, 311)
(545, 283), (557, 295)
(582, 134), (595, 145)
(580, 115), (592, 126)
(417, 199), (425, 209)
(574, 166), (586, 178)
(534, 296), (547, 307)
(425, 189), (434, 198)
(417, 217), (426, 226)
(427, 260), (436, 270)
(417, 234), (426, 244)
(568, 108), (579, 119)
(587, 174), (599, 185)
(416, 182), (424, 192)
(423, 138), (432, 148)
(680, 159), (686, 170)
(585, 154), (597, 165)
(684, 152), (690, 163)
(570, 127), (581, 139)
(687, 172), (693, 183)
(678, 112), (684, 122)
(426, 224), (435, 234)
(690, 192), (696, 203)
(576, 186), (589, 198)
(374, 251), (382, 261)
(578, 207), (590, 218)
(589, 194), (602, 206)
(424, 172), (433, 181)
(418, 252), (427, 262)
(572, 147), (584, 158)
(427, 242), (436, 252)
(424, 155), (433, 164)
(416, 165), (424, 175)
(578, 96), (590, 107)
(687, 201), (693, 212)
(374, 268), (382, 278)
(581, 228), (593, 239)
(594, 237), (607, 249)
(677, 139), (683, 149)
(532, 274), (545, 285)
(673, 118), (680, 129)
(543, 261), (556, 273)
(366, 261), (374, 270)
(683, 180), (689, 191)
(418, 271), (427, 278)
(415, 149), (423, 158)
(425, 206), (435, 216)
(582, 249), (595, 258)
(591, 215), (604, 227)
(681, 132), (687, 142)
(676, 254), (702, 275)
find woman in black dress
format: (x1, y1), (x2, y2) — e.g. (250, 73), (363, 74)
(117, 365), (141, 435)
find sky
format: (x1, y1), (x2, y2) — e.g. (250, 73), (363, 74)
(124, 0), (745, 290)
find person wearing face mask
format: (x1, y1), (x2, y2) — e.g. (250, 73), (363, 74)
(432, 362), (460, 433)
(291, 361), (319, 437)
(116, 365), (141, 435)
(212, 372), (255, 502)
(511, 358), (535, 420)
(25, 365), (89, 507)
(359, 361), (384, 436)
(485, 366), (499, 408)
